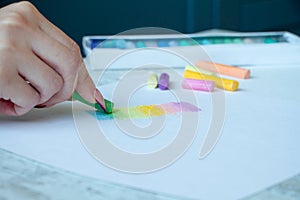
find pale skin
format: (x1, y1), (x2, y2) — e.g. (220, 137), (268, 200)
(0, 1), (104, 116)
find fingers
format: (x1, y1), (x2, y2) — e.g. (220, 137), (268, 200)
(3, 1), (84, 107)
(0, 1), (98, 116)
(0, 73), (39, 116)
(75, 62), (108, 113)
(17, 51), (63, 104)
(0, 99), (15, 116)
(0, 48), (64, 116)
(33, 7), (100, 105)
(75, 62), (97, 103)
(30, 28), (82, 106)
(18, 1), (97, 106)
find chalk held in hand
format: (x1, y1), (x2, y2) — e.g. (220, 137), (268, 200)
(158, 73), (169, 90)
(72, 91), (114, 114)
(182, 79), (215, 92)
(99, 99), (114, 114)
(148, 73), (158, 88)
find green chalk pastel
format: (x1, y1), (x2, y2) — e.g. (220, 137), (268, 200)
(72, 91), (114, 114)
(104, 99), (114, 114)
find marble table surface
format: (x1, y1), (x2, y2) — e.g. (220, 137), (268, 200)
(0, 148), (300, 200)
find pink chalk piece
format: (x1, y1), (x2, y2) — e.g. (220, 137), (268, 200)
(182, 78), (215, 92)
(158, 73), (170, 90)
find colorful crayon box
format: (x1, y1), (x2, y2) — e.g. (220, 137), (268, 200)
(82, 31), (300, 70)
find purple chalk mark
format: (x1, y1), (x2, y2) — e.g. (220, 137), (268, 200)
(168, 102), (183, 112)
(177, 102), (201, 112)
(158, 73), (170, 90)
(160, 102), (201, 114)
(182, 79), (215, 92)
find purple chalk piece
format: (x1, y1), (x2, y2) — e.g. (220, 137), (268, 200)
(158, 73), (169, 90)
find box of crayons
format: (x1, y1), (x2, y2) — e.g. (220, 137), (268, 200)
(83, 31), (300, 54)
(83, 31), (300, 69)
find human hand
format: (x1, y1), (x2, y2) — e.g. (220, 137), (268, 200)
(0, 1), (104, 116)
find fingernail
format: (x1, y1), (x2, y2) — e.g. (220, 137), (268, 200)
(94, 89), (106, 112)
(35, 105), (47, 109)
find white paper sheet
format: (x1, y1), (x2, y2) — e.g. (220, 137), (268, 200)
(1, 64), (300, 199)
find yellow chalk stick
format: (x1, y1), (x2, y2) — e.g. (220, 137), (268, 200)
(148, 73), (158, 88)
(183, 70), (239, 91)
(185, 65), (215, 76)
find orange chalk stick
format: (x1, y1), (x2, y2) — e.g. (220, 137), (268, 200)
(195, 61), (250, 79)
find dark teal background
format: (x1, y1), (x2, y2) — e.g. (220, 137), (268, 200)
(1, 0), (300, 50)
